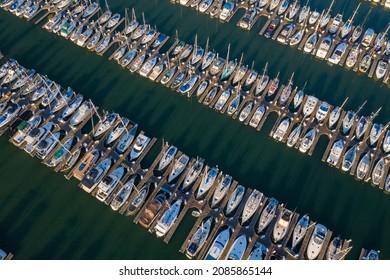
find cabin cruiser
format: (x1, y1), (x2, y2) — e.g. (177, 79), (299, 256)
(326, 139), (344, 166)
(292, 214), (309, 249)
(359, 53), (372, 73)
(307, 224), (327, 260)
(69, 101), (92, 127)
(168, 154), (189, 183)
(372, 158), (385, 185)
(370, 123), (382, 146)
(325, 236), (344, 260)
(0, 103), (21, 128)
(356, 153), (371, 180)
(341, 145), (357, 171)
(211, 175), (232, 207)
(11, 115), (41, 146)
(219, 2), (235, 21)
(158, 145), (177, 171)
(196, 167), (218, 199)
(138, 192), (168, 229)
(264, 18), (280, 39)
(328, 14), (342, 34)
(23, 122), (54, 154)
(303, 96), (318, 117)
(199, 0), (213, 13)
(155, 199), (182, 237)
(96, 166), (125, 202)
(226, 235), (247, 260)
(315, 102), (330, 122)
(238, 102), (253, 122)
(214, 90), (231, 111)
(209, 57), (225, 76)
(35, 131), (61, 160)
(287, 125), (302, 147)
(182, 158), (204, 190)
(273, 118), (290, 141)
(139, 56), (159, 77)
(375, 60), (389, 80)
(345, 45), (359, 68)
(361, 28), (375, 48)
(257, 197), (278, 233)
(185, 217), (212, 259)
(81, 157), (112, 193)
(239, 7), (257, 29)
(241, 190), (263, 224)
(105, 117), (129, 145)
(249, 105), (266, 128)
(23, 3), (40, 20)
(45, 136), (75, 167)
(73, 149), (100, 180)
(328, 42), (347, 65)
(204, 227), (231, 260)
(225, 185), (245, 215)
(110, 176), (136, 211)
(303, 32), (317, 53)
(129, 134), (150, 161)
(315, 36), (332, 59)
(226, 95), (240, 116)
(272, 208), (293, 243)
(299, 128), (316, 153)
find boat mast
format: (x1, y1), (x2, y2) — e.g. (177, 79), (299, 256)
(262, 62), (268, 77)
(339, 97), (349, 109)
(238, 53), (244, 68)
(194, 34), (198, 54)
(104, 0), (110, 12)
(205, 37), (209, 53)
(225, 43), (230, 67)
(325, 0), (335, 18)
(131, 8), (136, 22)
(349, 3), (361, 24)
(288, 72), (295, 86)
(360, 8), (372, 28)
(354, 100), (367, 117)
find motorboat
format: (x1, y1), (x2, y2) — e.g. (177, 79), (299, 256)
(328, 14), (342, 34)
(68, 100), (92, 127)
(45, 136), (75, 167)
(35, 131), (61, 160)
(81, 157), (112, 193)
(11, 115), (42, 146)
(370, 123), (382, 146)
(291, 214), (309, 249)
(272, 118), (290, 141)
(182, 158), (204, 189)
(210, 175), (232, 207)
(139, 56), (159, 77)
(209, 57), (225, 76)
(326, 139), (344, 166)
(214, 89), (231, 111)
(272, 208), (293, 243)
(149, 61), (166, 82)
(375, 60), (388, 80)
(264, 18), (280, 39)
(372, 158), (385, 185)
(308, 11), (320, 26)
(359, 53), (372, 73)
(226, 235), (247, 260)
(249, 105), (266, 128)
(341, 144), (357, 171)
(328, 42), (348, 64)
(129, 134), (150, 161)
(302, 96), (318, 117)
(238, 102), (253, 122)
(356, 153), (371, 180)
(115, 124), (138, 154)
(23, 122), (54, 154)
(361, 28), (375, 48)
(185, 216), (213, 259)
(239, 7), (257, 29)
(326, 236), (344, 260)
(315, 36), (332, 59)
(286, 125), (302, 147)
(199, 0), (213, 13)
(158, 145), (178, 171)
(96, 166), (125, 202)
(93, 112), (118, 138)
(307, 224), (328, 260)
(138, 192), (167, 228)
(72, 149), (100, 180)
(204, 228), (230, 260)
(299, 128), (316, 153)
(105, 117), (130, 145)
(155, 199), (183, 237)
(127, 183), (150, 215)
(196, 167), (218, 199)
(168, 154), (189, 183)
(257, 197), (278, 233)
(219, 2), (235, 21)
(110, 176), (136, 211)
(225, 185), (245, 215)
(241, 190), (263, 224)
(267, 72), (279, 96)
(345, 45), (360, 68)
(77, 28), (94, 47)
(226, 95), (240, 116)
(0, 103), (21, 128)
(315, 102), (330, 122)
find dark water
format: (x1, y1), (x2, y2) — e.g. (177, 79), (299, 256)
(0, 0), (389, 259)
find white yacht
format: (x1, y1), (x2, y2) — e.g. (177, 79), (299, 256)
(225, 185), (245, 215)
(214, 89), (231, 111)
(24, 122), (54, 154)
(168, 154), (189, 183)
(182, 159), (204, 190)
(158, 145), (178, 171)
(315, 102), (330, 122)
(196, 167), (219, 199)
(219, 2), (235, 21)
(328, 42), (347, 65)
(299, 128), (316, 153)
(211, 175), (232, 207)
(361, 28), (375, 48)
(315, 36), (332, 59)
(226, 235), (247, 260)
(115, 124), (138, 154)
(328, 106), (342, 128)
(241, 190), (263, 224)
(356, 153), (371, 180)
(375, 60), (388, 80)
(273, 118), (290, 141)
(204, 228), (230, 260)
(307, 224), (327, 260)
(35, 131), (61, 160)
(11, 115), (42, 146)
(328, 14), (343, 34)
(129, 134), (150, 161)
(185, 217), (213, 259)
(69, 101), (92, 127)
(272, 208), (293, 243)
(238, 102), (253, 122)
(249, 105), (266, 128)
(96, 166), (125, 202)
(370, 123), (382, 146)
(326, 139), (344, 166)
(257, 198), (278, 233)
(110, 176), (136, 211)
(341, 144), (357, 172)
(287, 125), (302, 147)
(155, 199), (183, 237)
(81, 158), (112, 193)
(292, 214), (309, 249)
(93, 112), (118, 138)
(372, 158), (385, 186)
(303, 96), (318, 117)
(0, 103), (21, 128)
(45, 136), (75, 167)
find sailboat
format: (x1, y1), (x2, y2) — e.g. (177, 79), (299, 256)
(298, 0), (310, 24)
(254, 62), (269, 96)
(356, 152), (371, 180)
(292, 214), (309, 249)
(340, 3), (361, 39)
(185, 217), (213, 259)
(287, 125), (302, 147)
(257, 198), (278, 233)
(319, 0), (335, 29)
(372, 158), (385, 186)
(342, 101), (366, 135)
(350, 9), (371, 44)
(278, 72), (294, 105)
(241, 190), (263, 224)
(345, 45), (360, 68)
(293, 82), (306, 109)
(267, 71), (280, 97)
(341, 144), (357, 172)
(225, 185), (245, 215)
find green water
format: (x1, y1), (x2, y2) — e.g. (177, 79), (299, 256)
(0, 0), (389, 259)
